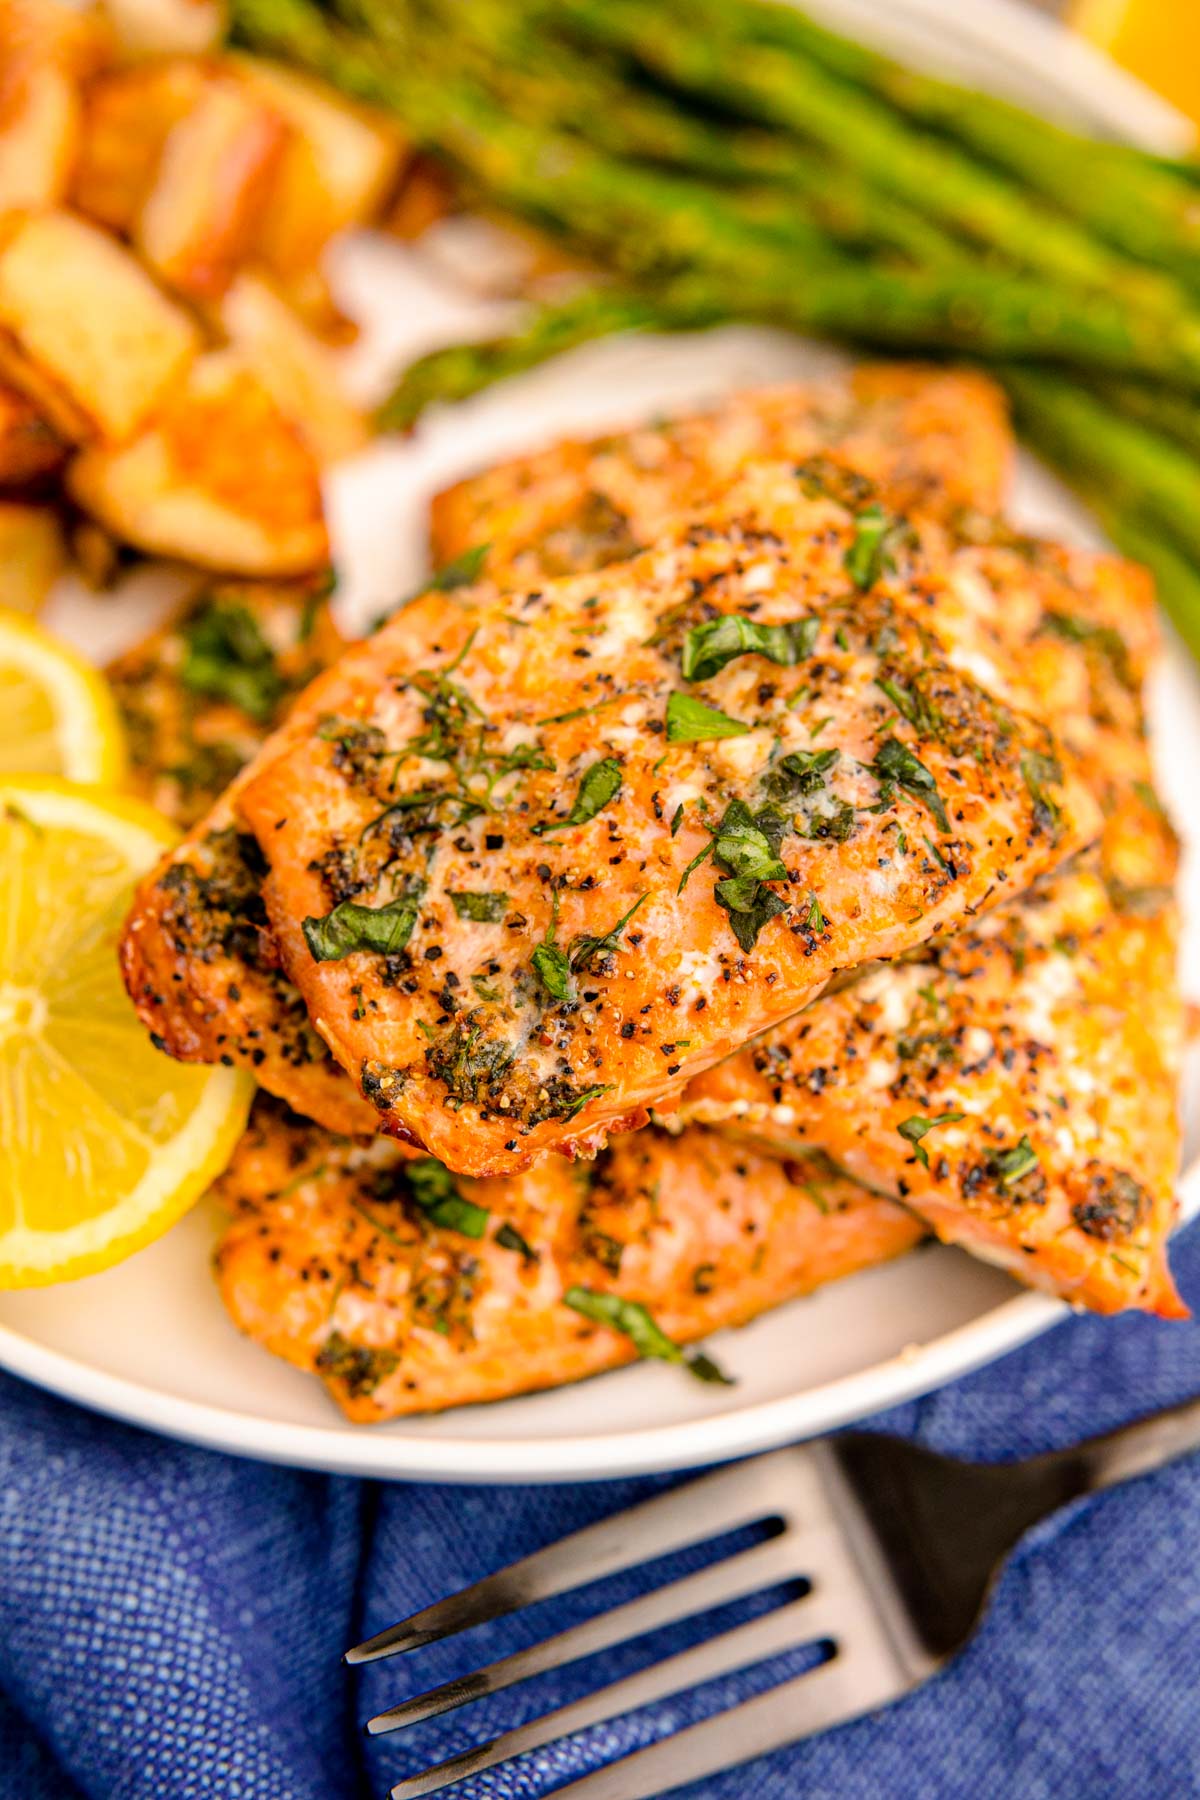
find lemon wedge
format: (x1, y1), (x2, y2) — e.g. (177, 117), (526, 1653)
(0, 778), (254, 1286)
(0, 607), (127, 784)
(1071, 0), (1200, 128)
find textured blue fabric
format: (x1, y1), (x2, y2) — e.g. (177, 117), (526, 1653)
(3, 1221), (1199, 1800)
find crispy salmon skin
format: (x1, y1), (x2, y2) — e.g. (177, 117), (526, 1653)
(231, 461), (1097, 1176)
(431, 364), (1013, 584)
(213, 1096), (924, 1422)
(683, 544), (1183, 1315)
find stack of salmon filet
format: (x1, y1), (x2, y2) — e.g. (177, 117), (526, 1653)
(120, 365), (1185, 1421)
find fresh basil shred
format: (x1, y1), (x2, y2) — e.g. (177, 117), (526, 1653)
(680, 613), (818, 682)
(665, 692), (750, 743)
(897, 1111), (965, 1170)
(447, 889), (509, 922)
(537, 757), (622, 832)
(407, 1159), (489, 1237)
(303, 889), (424, 961)
(563, 1287), (733, 1385)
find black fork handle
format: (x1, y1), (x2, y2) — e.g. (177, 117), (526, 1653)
(1078, 1394), (1200, 1493)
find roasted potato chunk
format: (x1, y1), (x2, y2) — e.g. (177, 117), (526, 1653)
(219, 273), (366, 464)
(0, 210), (198, 443)
(0, 501), (63, 612)
(0, 380), (64, 488)
(230, 53), (406, 279)
(104, 0), (226, 59)
(137, 72), (286, 302)
(68, 350), (330, 574)
(71, 58), (209, 235)
(0, 58), (79, 212)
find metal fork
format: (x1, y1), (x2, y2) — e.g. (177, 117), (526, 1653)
(346, 1398), (1200, 1800)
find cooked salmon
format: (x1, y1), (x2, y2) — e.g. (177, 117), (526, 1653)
(120, 367), (1016, 1134)
(682, 544), (1183, 1315)
(431, 364), (1013, 586)
(109, 574), (343, 829)
(213, 1093), (925, 1422)
(231, 461), (1098, 1176)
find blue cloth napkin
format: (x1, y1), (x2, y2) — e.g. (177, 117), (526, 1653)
(3, 1222), (1200, 1800)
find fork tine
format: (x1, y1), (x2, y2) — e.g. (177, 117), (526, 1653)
(367, 1533), (800, 1735)
(347, 1450), (794, 1664)
(544, 1653), (905, 1800)
(386, 1594), (845, 1800)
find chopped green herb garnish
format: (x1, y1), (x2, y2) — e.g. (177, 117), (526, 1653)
(532, 890), (572, 1003)
(1020, 751), (1063, 839)
(670, 802), (685, 836)
(560, 1084), (612, 1121)
(447, 890), (509, 922)
(496, 1221), (539, 1263)
(765, 747), (839, 802)
(569, 892), (648, 973)
(563, 1287), (733, 1385)
(536, 756), (622, 832)
(897, 1111), (965, 1170)
(180, 599), (284, 722)
(1040, 610), (1132, 689)
(803, 891), (825, 932)
(875, 674), (942, 739)
(991, 1136), (1040, 1187)
(302, 889), (424, 961)
(407, 1159), (489, 1237)
(665, 692), (750, 743)
(538, 691), (626, 727)
(677, 838), (715, 895)
(844, 504), (914, 590)
(872, 736), (950, 834)
(710, 798), (789, 953)
(680, 613), (818, 682)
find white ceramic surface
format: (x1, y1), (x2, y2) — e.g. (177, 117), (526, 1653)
(1, 0), (1196, 1482)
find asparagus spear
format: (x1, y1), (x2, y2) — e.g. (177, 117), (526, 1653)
(1088, 379), (1200, 462)
(376, 287), (720, 431)
(546, 0), (1187, 315)
(1004, 369), (1200, 572)
(670, 0), (1200, 297)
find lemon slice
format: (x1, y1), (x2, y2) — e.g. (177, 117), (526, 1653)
(0, 607), (127, 784)
(0, 778), (254, 1286)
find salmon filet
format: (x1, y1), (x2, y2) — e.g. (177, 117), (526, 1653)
(214, 1095), (925, 1422)
(682, 545), (1184, 1314)
(430, 364), (1012, 586)
(231, 462), (1098, 1176)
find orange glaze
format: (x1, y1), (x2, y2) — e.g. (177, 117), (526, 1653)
(682, 552), (1184, 1315)
(213, 1094), (925, 1421)
(231, 462), (1098, 1177)
(431, 364), (1013, 583)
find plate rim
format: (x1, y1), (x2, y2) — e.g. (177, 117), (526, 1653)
(1, 0), (1194, 1481)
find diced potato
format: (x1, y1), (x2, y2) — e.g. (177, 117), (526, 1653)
(67, 350), (330, 575)
(219, 272), (366, 464)
(0, 380), (64, 488)
(104, 0), (226, 59)
(138, 73), (287, 302)
(0, 0), (112, 79)
(230, 54), (407, 278)
(0, 211), (199, 443)
(71, 58), (206, 233)
(0, 58), (80, 212)
(0, 502), (63, 613)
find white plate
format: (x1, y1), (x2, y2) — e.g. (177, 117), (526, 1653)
(2, 0), (1198, 1482)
